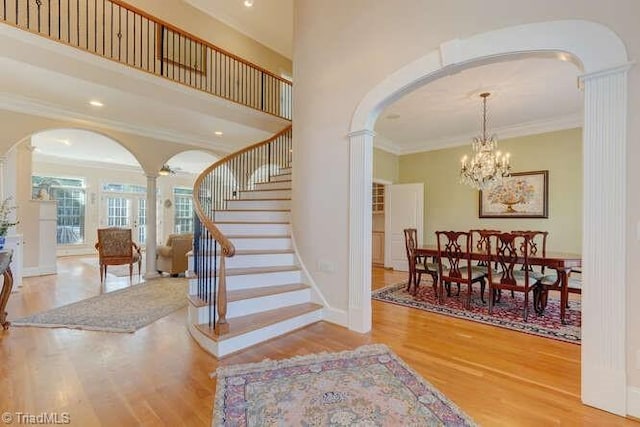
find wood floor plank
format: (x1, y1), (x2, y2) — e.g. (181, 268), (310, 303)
(0, 259), (637, 426)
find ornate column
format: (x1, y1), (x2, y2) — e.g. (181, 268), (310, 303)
(579, 63), (632, 415)
(144, 174), (161, 280)
(347, 129), (375, 333)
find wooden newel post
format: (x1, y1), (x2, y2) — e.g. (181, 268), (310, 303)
(215, 254), (229, 335)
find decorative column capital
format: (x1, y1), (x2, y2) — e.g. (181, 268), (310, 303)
(348, 129), (376, 139)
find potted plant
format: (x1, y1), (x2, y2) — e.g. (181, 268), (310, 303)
(0, 196), (19, 249)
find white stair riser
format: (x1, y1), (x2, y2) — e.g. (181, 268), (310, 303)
(239, 189), (291, 200)
(215, 310), (323, 357)
(254, 181), (291, 191)
(230, 237), (292, 251)
(225, 253), (296, 268)
(214, 210), (289, 222)
(216, 223), (289, 236)
(191, 288), (312, 321)
(278, 168), (292, 175)
(271, 173), (292, 182)
(189, 270), (302, 291)
(188, 301), (213, 325)
(226, 199), (290, 210)
(228, 270), (302, 290)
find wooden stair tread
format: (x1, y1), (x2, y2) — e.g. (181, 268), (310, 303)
(228, 283), (309, 301)
(188, 283), (308, 307)
(215, 221), (289, 224)
(233, 249), (294, 255)
(195, 302), (323, 341)
(227, 234), (290, 239)
(225, 265), (299, 276)
(225, 198), (291, 202)
(239, 189), (291, 193)
(214, 209), (291, 212)
(256, 179), (291, 183)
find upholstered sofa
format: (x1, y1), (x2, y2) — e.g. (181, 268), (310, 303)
(156, 233), (193, 276)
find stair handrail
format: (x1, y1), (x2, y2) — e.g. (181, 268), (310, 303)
(192, 125), (292, 334)
(0, 0), (292, 120)
(192, 124), (293, 256)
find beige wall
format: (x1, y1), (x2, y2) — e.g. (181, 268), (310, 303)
(293, 0), (640, 390)
(373, 147), (399, 183)
(124, 0), (291, 76)
(399, 128), (582, 252)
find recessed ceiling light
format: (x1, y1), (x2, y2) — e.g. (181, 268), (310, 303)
(244, 0), (254, 7)
(56, 139), (71, 146)
(214, 131), (223, 136)
(89, 100), (104, 107)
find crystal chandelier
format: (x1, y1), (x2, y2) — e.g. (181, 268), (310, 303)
(459, 92), (511, 190)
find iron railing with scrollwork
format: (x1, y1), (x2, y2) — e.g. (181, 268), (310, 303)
(1, 0), (292, 120)
(192, 126), (292, 334)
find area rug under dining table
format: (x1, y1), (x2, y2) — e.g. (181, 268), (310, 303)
(213, 344), (476, 426)
(373, 282), (581, 343)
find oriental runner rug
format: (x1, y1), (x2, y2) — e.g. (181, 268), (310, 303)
(213, 344), (476, 426)
(12, 278), (187, 332)
(372, 282), (580, 343)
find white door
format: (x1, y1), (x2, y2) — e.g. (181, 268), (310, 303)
(384, 183), (424, 271)
(103, 196), (147, 245)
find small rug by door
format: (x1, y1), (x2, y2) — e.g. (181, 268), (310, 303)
(11, 279), (187, 332)
(373, 282), (580, 343)
(213, 344), (476, 426)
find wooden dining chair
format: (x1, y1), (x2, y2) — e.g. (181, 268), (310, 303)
(435, 231), (486, 308)
(469, 229), (500, 274)
(484, 232), (538, 321)
(403, 228), (438, 295)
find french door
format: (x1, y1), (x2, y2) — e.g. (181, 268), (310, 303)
(104, 196), (147, 245)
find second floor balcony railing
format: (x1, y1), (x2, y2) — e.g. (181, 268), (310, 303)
(1, 0), (292, 120)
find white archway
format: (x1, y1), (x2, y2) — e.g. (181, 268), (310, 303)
(348, 20), (631, 415)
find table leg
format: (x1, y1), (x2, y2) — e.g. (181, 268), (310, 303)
(558, 267), (571, 325)
(0, 267), (14, 330)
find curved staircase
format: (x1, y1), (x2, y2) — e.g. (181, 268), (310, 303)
(187, 127), (323, 357)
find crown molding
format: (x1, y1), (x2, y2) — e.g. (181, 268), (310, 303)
(34, 153), (198, 176)
(372, 134), (402, 155)
(393, 113), (583, 155)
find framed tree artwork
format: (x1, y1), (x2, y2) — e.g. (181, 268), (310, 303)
(479, 170), (549, 218)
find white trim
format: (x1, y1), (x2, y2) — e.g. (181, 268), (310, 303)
(348, 19), (629, 416)
(322, 307), (348, 326)
(290, 228), (333, 320)
(23, 265), (56, 277)
(387, 113), (583, 155)
(0, 94), (233, 153)
(627, 386), (640, 418)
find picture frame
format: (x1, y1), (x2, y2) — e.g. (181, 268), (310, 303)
(479, 170), (549, 218)
(156, 26), (207, 74)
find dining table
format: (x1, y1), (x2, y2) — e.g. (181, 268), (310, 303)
(415, 245), (581, 324)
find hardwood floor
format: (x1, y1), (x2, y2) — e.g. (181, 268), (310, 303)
(0, 258), (636, 426)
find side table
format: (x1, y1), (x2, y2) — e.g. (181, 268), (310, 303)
(0, 250), (14, 330)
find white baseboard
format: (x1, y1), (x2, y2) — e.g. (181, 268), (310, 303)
(627, 386), (640, 418)
(323, 307), (348, 327)
(23, 265), (56, 277)
(582, 362), (626, 416)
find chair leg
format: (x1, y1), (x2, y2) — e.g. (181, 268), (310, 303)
(99, 264), (104, 283)
(430, 272), (438, 294)
(466, 283), (472, 309)
(480, 279), (486, 304)
(129, 264), (133, 282)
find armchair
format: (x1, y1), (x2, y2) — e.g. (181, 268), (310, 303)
(156, 233), (193, 276)
(95, 228), (142, 283)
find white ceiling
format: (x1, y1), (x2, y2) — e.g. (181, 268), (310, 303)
(184, 0), (294, 59)
(32, 128), (219, 174)
(375, 57), (583, 154)
(2, 7), (584, 166)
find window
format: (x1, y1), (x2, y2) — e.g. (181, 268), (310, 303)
(174, 187), (193, 233)
(32, 175), (86, 245)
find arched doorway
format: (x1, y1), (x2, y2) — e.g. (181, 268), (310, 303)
(348, 20), (630, 415)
